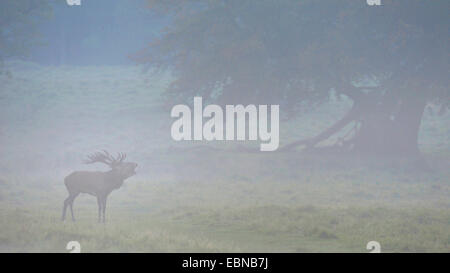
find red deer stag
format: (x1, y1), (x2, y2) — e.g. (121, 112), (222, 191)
(62, 151), (138, 222)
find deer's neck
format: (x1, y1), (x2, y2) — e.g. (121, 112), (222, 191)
(105, 170), (125, 189)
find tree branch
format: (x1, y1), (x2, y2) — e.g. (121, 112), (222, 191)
(279, 104), (360, 152)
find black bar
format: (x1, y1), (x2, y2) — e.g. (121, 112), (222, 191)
(2, 253), (447, 272)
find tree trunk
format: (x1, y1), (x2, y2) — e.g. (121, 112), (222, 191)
(350, 95), (426, 156)
(281, 91), (427, 158)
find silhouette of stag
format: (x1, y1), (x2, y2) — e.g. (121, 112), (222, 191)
(62, 151), (138, 222)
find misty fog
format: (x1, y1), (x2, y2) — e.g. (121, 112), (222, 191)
(0, 0), (449, 253)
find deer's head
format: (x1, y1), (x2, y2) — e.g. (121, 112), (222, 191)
(84, 150), (138, 179)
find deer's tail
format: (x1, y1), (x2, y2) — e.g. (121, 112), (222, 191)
(64, 173), (75, 191)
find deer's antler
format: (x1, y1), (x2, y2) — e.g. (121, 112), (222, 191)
(84, 150), (126, 168)
(116, 152), (127, 164)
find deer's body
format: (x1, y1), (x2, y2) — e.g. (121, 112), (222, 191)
(62, 151), (137, 223)
(65, 171), (124, 196)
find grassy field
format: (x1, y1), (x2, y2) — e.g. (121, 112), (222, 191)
(1, 150), (449, 253)
(0, 61), (449, 252)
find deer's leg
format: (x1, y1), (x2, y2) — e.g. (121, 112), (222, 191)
(69, 192), (79, 222)
(101, 196), (108, 223)
(62, 196), (71, 221)
(96, 196), (103, 223)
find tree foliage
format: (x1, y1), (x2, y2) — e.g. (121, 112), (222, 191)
(139, 0), (449, 113)
(0, 0), (52, 64)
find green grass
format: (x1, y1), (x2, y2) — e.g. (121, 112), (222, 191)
(1, 203), (448, 252)
(1, 151), (449, 253)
